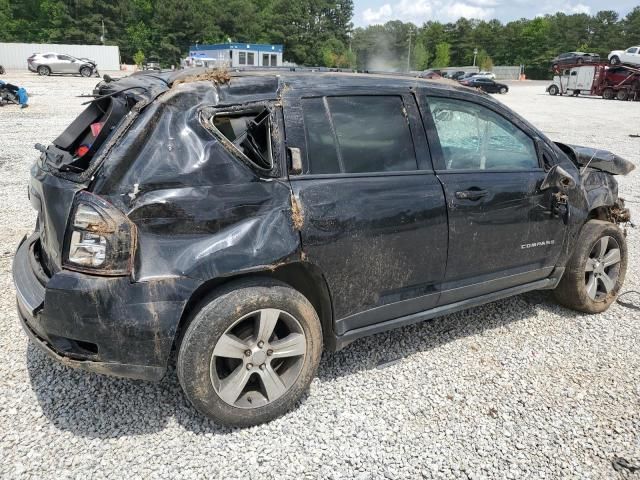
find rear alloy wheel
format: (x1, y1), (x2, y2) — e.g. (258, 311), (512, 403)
(499, 87), (508, 94)
(548, 85), (559, 96)
(554, 220), (627, 313)
(210, 308), (306, 409)
(37, 65), (50, 76)
(80, 66), (92, 77)
(177, 279), (322, 427)
(602, 88), (615, 100)
(610, 56), (620, 65)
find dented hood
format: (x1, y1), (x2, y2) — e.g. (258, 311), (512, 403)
(554, 142), (635, 175)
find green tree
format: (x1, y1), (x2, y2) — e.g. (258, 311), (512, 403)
(133, 49), (145, 67)
(412, 40), (429, 70)
(432, 42), (451, 68)
(476, 49), (493, 70)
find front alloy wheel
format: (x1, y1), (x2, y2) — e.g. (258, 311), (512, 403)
(554, 220), (627, 313)
(584, 236), (621, 301)
(211, 308), (306, 408)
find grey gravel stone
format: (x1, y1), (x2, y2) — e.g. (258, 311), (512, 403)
(1, 73), (639, 479)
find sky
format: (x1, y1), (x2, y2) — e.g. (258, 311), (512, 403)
(353, 0), (639, 27)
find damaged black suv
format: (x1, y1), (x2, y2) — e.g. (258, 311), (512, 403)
(13, 69), (634, 426)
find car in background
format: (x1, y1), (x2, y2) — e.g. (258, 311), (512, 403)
(551, 52), (600, 69)
(472, 71), (496, 80)
(460, 77), (509, 94)
(144, 57), (161, 71)
(448, 70), (466, 80)
(27, 53), (98, 77)
(418, 70), (442, 79)
(608, 47), (640, 66)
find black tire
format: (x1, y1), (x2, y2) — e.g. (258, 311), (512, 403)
(80, 66), (92, 77)
(499, 87), (508, 94)
(617, 89), (629, 101)
(177, 278), (323, 427)
(573, 90), (580, 96)
(37, 65), (50, 76)
(548, 85), (559, 96)
(610, 56), (620, 65)
(603, 88), (615, 100)
(553, 220), (627, 313)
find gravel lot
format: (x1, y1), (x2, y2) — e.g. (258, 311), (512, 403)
(1, 71), (639, 479)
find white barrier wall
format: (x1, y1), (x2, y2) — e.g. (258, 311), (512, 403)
(0, 43), (120, 71)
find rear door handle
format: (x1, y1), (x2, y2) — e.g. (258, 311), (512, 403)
(455, 189), (488, 200)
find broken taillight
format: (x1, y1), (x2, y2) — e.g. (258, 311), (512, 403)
(63, 191), (136, 276)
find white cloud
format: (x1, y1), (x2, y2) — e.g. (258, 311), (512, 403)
(536, 1), (592, 16)
(360, 0), (494, 25)
(363, 3), (393, 23)
(568, 3), (591, 14)
(447, 2), (494, 19)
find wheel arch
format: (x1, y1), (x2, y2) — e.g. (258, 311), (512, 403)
(175, 261), (335, 353)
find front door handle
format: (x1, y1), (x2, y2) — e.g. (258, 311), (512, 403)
(455, 189), (488, 200)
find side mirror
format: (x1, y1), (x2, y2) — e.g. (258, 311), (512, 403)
(540, 164), (576, 191)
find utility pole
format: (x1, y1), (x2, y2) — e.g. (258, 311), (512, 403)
(407, 29), (413, 72)
(473, 47), (478, 67)
(100, 19), (105, 44)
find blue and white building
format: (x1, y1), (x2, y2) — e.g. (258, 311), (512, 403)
(186, 43), (284, 68)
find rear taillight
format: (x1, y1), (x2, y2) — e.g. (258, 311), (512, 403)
(63, 191), (136, 276)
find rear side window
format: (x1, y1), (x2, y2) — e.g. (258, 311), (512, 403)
(301, 95), (417, 174)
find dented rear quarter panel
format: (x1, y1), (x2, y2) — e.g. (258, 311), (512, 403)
(91, 80), (302, 285)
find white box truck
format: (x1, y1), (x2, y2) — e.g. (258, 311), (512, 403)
(547, 66), (596, 96)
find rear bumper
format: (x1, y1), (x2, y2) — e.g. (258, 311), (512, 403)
(12, 234), (197, 381)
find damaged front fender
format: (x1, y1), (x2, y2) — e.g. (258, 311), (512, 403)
(554, 142), (636, 176)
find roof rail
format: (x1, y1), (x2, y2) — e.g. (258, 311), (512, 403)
(227, 66), (421, 78)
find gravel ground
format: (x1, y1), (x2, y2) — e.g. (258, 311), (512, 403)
(1, 71), (639, 479)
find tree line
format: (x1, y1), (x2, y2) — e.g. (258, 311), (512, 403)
(352, 8), (640, 78)
(0, 0), (353, 67)
(1, 1), (639, 79)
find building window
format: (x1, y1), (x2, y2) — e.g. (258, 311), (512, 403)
(247, 52), (255, 65)
(263, 54), (269, 66)
(270, 54), (277, 67)
(239, 52), (246, 65)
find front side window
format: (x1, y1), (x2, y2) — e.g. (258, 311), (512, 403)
(626, 47), (638, 54)
(58, 55), (72, 61)
(238, 52), (246, 65)
(427, 97), (539, 171)
(301, 95), (417, 174)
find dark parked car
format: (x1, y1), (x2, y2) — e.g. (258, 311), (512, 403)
(460, 77), (509, 94)
(551, 52), (600, 69)
(13, 69), (633, 427)
(449, 70), (466, 80)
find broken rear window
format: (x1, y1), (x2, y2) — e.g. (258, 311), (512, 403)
(202, 106), (274, 171)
